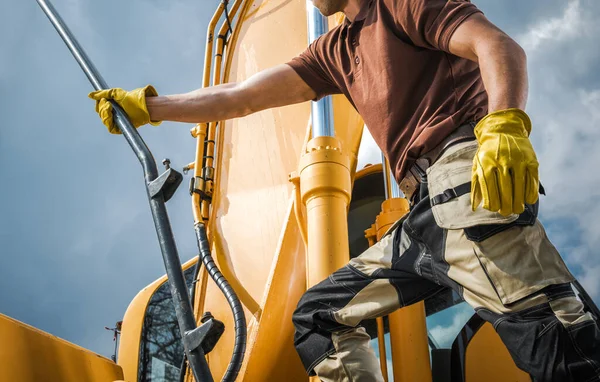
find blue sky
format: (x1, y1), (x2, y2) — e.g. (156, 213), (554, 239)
(1, 0), (599, 361)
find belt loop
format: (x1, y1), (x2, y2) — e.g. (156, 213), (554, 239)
(400, 122), (476, 204)
(418, 180), (428, 202)
(412, 160), (427, 183)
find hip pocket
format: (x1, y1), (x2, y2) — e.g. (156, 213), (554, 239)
(427, 141), (518, 230)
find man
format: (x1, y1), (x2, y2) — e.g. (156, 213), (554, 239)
(90, 0), (600, 380)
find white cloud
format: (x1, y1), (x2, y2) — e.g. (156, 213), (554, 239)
(520, 1), (583, 52)
(515, 1), (600, 299)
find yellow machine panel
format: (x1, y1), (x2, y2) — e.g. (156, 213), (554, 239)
(465, 323), (531, 382)
(0, 314), (123, 382)
(191, 0), (364, 380)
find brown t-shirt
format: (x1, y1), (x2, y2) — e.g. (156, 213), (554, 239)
(287, 0), (488, 181)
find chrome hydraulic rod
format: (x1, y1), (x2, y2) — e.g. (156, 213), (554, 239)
(36, 1), (213, 380)
(306, 0), (334, 137)
(381, 153), (402, 199)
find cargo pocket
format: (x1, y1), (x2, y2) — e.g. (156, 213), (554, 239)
(426, 141), (519, 230)
(464, 202), (538, 242)
(472, 221), (574, 305)
(427, 144), (572, 306)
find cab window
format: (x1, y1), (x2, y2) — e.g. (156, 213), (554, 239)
(138, 266), (196, 382)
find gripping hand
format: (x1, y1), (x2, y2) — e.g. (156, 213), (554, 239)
(88, 85), (160, 134)
(471, 108), (539, 216)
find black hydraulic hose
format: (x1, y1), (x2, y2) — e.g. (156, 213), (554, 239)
(195, 223), (246, 382)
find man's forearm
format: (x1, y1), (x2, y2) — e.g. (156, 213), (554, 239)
(146, 82), (250, 124)
(475, 35), (529, 113)
(146, 64), (316, 125)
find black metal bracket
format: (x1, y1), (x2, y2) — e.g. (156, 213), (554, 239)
(188, 176), (213, 202)
(183, 313), (225, 355)
(189, 177), (196, 196)
(148, 159), (183, 202)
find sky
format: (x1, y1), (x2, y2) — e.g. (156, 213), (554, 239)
(0, 0), (599, 364)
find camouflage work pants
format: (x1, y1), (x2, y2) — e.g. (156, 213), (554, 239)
(292, 141), (600, 382)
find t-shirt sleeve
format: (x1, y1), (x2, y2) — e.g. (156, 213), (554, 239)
(286, 36), (342, 101)
(389, 0), (483, 52)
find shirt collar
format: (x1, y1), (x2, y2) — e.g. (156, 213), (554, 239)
(344, 0), (373, 26)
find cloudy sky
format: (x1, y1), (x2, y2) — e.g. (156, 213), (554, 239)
(1, 0), (599, 363)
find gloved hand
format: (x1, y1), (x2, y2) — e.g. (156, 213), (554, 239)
(88, 85), (160, 134)
(471, 108), (539, 216)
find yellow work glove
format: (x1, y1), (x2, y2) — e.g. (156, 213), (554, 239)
(88, 85), (160, 134)
(471, 108), (539, 216)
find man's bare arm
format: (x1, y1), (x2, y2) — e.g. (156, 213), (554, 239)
(147, 64), (317, 123)
(448, 13), (528, 112)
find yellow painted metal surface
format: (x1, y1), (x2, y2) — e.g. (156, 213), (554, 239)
(0, 313), (124, 382)
(365, 217), (389, 380)
(239, 201), (308, 381)
(199, 0), (314, 378)
(357, 163), (384, 179)
(374, 198), (409, 241)
(188, 0), (365, 380)
(388, 303), (432, 382)
(376, 317), (389, 382)
(466, 322), (531, 382)
(374, 198), (432, 382)
(299, 136), (352, 287)
(118, 258), (198, 382)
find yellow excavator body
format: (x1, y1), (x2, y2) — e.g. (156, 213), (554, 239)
(0, 313), (124, 381)
(3, 1), (534, 381)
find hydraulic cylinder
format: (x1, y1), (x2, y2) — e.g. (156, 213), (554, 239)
(299, 136), (352, 287)
(376, 198), (432, 382)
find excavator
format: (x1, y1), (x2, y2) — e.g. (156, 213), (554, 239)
(2, 0), (599, 381)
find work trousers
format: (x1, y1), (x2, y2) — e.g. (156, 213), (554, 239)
(292, 141), (600, 382)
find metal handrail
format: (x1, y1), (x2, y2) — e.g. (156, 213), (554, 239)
(36, 1), (213, 380)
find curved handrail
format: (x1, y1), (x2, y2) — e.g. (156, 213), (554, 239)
(35, 1), (213, 380)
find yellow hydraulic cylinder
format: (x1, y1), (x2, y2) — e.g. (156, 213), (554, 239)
(376, 317), (389, 382)
(375, 199), (408, 241)
(375, 198), (432, 382)
(365, 224), (389, 381)
(299, 136), (352, 287)
(365, 223), (377, 247)
(388, 303), (431, 382)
